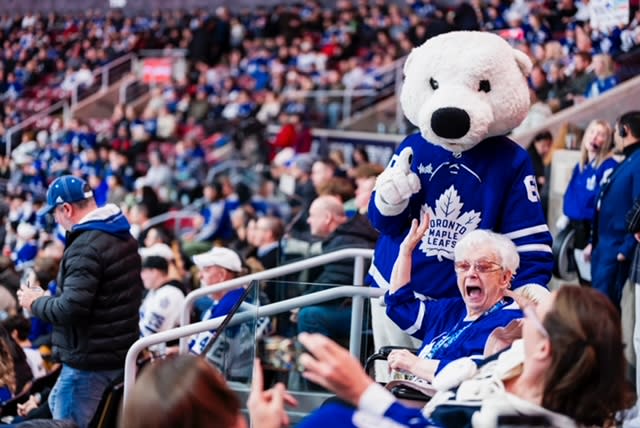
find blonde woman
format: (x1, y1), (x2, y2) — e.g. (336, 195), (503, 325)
(559, 120), (618, 284)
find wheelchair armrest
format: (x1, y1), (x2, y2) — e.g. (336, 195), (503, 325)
(389, 385), (432, 403)
(378, 346), (419, 357)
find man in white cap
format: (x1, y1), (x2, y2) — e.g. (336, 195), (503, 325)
(188, 247), (245, 354)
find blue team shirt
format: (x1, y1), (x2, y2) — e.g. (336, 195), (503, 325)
(188, 288), (246, 354)
(563, 158), (618, 222)
(385, 287), (523, 372)
(298, 402), (439, 428)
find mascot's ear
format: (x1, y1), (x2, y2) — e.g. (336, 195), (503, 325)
(513, 49), (533, 78)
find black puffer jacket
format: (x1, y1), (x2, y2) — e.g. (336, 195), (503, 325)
(31, 205), (143, 370)
(306, 213), (378, 295)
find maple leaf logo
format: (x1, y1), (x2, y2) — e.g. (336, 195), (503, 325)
(419, 185), (481, 261)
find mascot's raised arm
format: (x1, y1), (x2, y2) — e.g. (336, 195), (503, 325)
(368, 31), (553, 310)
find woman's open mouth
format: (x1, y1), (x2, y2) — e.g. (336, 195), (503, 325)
(466, 285), (484, 301)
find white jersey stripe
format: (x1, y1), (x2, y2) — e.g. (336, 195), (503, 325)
(404, 301), (425, 335)
(516, 244), (553, 253)
(369, 263), (391, 289)
(504, 224), (550, 240)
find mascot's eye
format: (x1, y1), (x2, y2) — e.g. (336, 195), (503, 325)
(479, 80), (491, 93)
(429, 77), (439, 90)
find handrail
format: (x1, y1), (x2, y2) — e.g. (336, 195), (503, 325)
(138, 48), (188, 58)
(4, 99), (68, 157)
(265, 125), (405, 144)
(124, 285), (385, 408)
(143, 210), (201, 238)
(338, 54), (407, 130)
(282, 89), (377, 97)
(119, 75), (138, 105)
(511, 72), (640, 148)
(179, 248), (374, 352)
(5, 53), (136, 157)
(71, 53), (135, 107)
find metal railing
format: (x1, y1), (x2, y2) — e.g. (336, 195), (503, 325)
(138, 49), (188, 58)
(143, 210), (202, 239)
(4, 53), (137, 157)
(124, 284), (384, 408)
(4, 100), (70, 157)
(70, 53), (136, 107)
(338, 55), (407, 130)
(272, 55), (406, 130)
(118, 76), (150, 106)
(179, 248), (374, 353)
(510, 72), (640, 149)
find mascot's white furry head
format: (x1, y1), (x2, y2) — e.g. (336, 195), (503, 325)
(400, 31), (533, 152)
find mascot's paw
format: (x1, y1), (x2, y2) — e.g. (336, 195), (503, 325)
(432, 357), (478, 391)
(374, 147), (421, 216)
(514, 284), (551, 305)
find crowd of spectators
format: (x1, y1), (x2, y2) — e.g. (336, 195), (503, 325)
(3, 0), (639, 149)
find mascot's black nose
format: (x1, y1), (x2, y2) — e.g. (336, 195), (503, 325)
(431, 107), (471, 139)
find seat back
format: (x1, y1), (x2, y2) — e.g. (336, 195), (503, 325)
(89, 378), (124, 428)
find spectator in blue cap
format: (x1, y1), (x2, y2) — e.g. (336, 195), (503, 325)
(17, 175), (143, 428)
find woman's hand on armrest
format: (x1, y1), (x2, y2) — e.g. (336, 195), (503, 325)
(298, 333), (374, 406)
(388, 349), (438, 382)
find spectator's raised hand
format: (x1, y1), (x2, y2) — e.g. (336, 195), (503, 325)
(390, 212), (430, 293)
(399, 212), (430, 256)
(248, 359), (298, 428)
(298, 332), (374, 406)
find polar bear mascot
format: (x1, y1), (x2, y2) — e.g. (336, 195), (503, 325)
(368, 31), (553, 357)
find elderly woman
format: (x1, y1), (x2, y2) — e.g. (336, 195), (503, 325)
(384, 214), (523, 381)
(291, 285), (633, 428)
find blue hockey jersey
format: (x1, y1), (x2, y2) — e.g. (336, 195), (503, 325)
(368, 134), (553, 299)
(385, 288), (523, 371)
(563, 157), (618, 222)
(297, 401), (439, 428)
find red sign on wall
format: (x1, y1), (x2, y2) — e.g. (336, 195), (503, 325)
(142, 58), (173, 84)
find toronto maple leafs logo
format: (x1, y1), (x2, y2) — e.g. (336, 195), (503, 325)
(418, 163), (433, 175)
(419, 185), (482, 261)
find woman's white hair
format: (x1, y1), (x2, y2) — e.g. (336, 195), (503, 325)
(454, 229), (519, 275)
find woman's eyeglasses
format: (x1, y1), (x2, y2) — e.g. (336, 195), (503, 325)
(454, 260), (503, 274)
(522, 302), (549, 338)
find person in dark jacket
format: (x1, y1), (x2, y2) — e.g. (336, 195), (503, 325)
(526, 130), (553, 217)
(626, 195), (640, 398)
(297, 195), (378, 340)
(17, 175), (143, 428)
(589, 111), (640, 309)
